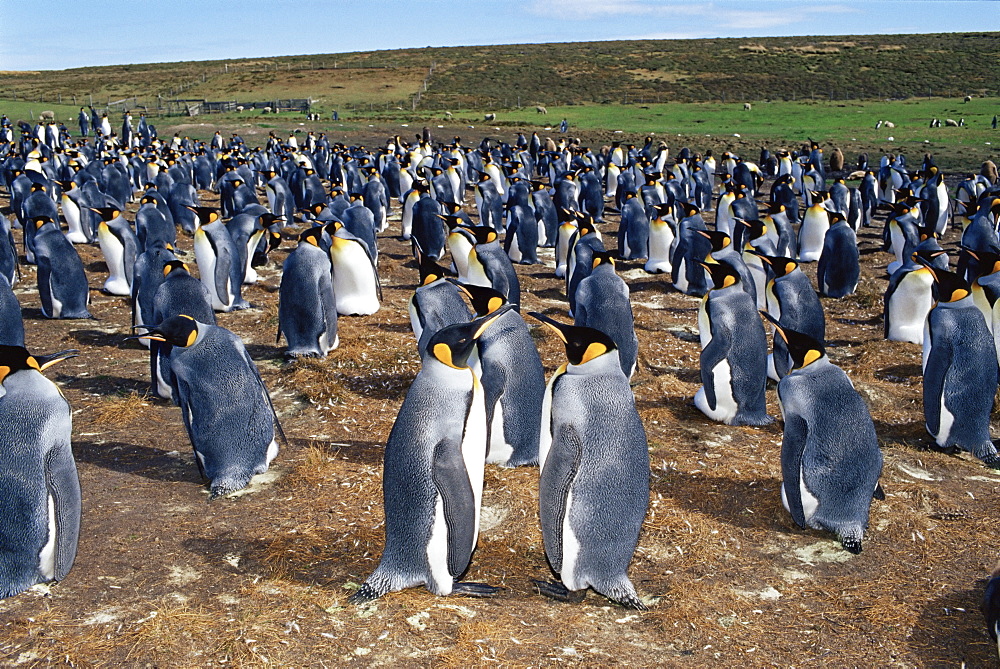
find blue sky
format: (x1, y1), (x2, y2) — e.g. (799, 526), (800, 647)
(1, 0), (997, 71)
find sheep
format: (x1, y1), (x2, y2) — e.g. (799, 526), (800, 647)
(262, 106), (272, 114)
(444, 111), (453, 119)
(883, 121), (895, 129)
(39, 110), (55, 121)
(945, 119), (959, 127)
(964, 95), (973, 103)
(484, 113), (496, 122)
(743, 102), (752, 111)
(236, 105), (244, 113)
(536, 105), (548, 114)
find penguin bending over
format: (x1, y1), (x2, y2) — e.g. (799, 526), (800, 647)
(766, 315), (883, 554)
(528, 313), (649, 610)
(349, 307), (514, 603)
(135, 315), (282, 498)
(0, 346), (80, 599)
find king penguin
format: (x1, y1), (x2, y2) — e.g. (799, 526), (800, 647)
(758, 253), (825, 381)
(32, 217), (92, 319)
(573, 252), (639, 379)
(135, 315), (282, 498)
(189, 206), (250, 312)
(454, 283), (544, 467)
(92, 207), (139, 296)
(348, 307), (514, 603)
(921, 266), (1000, 468)
(816, 213), (860, 298)
(695, 262), (773, 426)
(327, 220), (382, 316)
(765, 315), (883, 554)
(527, 312), (649, 610)
(277, 227), (339, 359)
(0, 345), (80, 599)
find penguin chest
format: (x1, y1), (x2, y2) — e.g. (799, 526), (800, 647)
(98, 226), (129, 294)
(194, 234), (230, 310)
(559, 488), (583, 589)
(888, 274), (933, 344)
(38, 493), (58, 580)
(329, 243), (379, 316)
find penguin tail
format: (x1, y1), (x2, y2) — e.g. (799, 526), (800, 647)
(838, 527), (864, 555)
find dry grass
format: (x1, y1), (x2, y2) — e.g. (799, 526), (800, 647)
(90, 390), (163, 428)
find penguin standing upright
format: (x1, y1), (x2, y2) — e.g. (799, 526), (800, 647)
(765, 316), (883, 554)
(277, 228), (338, 359)
(758, 254), (825, 380)
(409, 251), (472, 352)
(528, 313), (649, 610)
(464, 225), (521, 306)
(189, 207), (249, 312)
(348, 308), (513, 603)
(695, 262), (773, 426)
(455, 284), (544, 467)
(816, 213), (860, 298)
(644, 203), (675, 274)
(798, 192), (831, 262)
(32, 217), (91, 319)
(327, 220), (381, 316)
(136, 316), (281, 498)
(0, 346), (80, 599)
(92, 207), (139, 296)
(573, 252), (639, 379)
(922, 267), (1000, 468)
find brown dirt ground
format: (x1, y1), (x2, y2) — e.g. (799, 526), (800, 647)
(2, 128), (999, 668)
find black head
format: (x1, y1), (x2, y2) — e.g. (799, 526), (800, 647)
(134, 314), (200, 348)
(88, 206), (122, 221)
(701, 260), (741, 290)
(186, 206), (220, 226)
(760, 311), (826, 371)
(528, 312), (618, 367)
(454, 282), (508, 317)
(427, 305), (514, 368)
(755, 252), (798, 278)
(697, 229), (732, 252)
(0, 345), (77, 384)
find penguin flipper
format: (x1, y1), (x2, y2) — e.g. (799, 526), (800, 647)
(873, 483), (886, 500)
(922, 324), (948, 439)
(539, 422), (583, 574)
(430, 438), (476, 578)
(44, 444), (81, 582)
(779, 410), (810, 528)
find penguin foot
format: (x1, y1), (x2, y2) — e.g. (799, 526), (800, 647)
(606, 591), (649, 611)
(531, 579), (586, 604)
(450, 581), (500, 598)
(840, 538), (863, 555)
(734, 413), (776, 427)
(347, 583), (383, 605)
(981, 453), (1000, 470)
(927, 443), (962, 456)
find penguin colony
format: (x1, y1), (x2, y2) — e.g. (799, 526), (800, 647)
(1, 112), (1000, 639)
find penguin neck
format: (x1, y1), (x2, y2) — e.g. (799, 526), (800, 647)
(422, 356), (475, 384)
(936, 295), (974, 310)
(566, 351), (622, 376)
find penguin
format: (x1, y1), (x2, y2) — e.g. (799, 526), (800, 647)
(695, 262), (773, 426)
(644, 203), (675, 274)
(699, 229), (757, 302)
(573, 252), (639, 379)
(0, 216), (19, 288)
(409, 249), (472, 353)
(135, 193), (175, 252)
(527, 312), (649, 610)
(455, 284), (544, 467)
(816, 213), (860, 298)
(617, 191), (649, 260)
(148, 260), (217, 400)
(921, 266), (1000, 468)
(348, 308), (514, 603)
(671, 204), (712, 297)
(883, 250), (940, 345)
(131, 243), (176, 347)
(277, 228), (339, 359)
(798, 192), (831, 262)
(91, 207), (139, 296)
(565, 217), (606, 317)
(464, 225), (521, 306)
(0, 275), (24, 346)
(764, 315), (883, 554)
(189, 207), (249, 312)
(32, 217), (91, 319)
(982, 563), (1000, 660)
(58, 180), (91, 244)
(0, 345), (80, 599)
(135, 315), (282, 498)
(531, 179), (559, 247)
(758, 254), (825, 381)
(327, 220), (381, 316)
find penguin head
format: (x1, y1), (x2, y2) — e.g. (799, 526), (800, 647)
(921, 264), (971, 304)
(760, 312), (826, 371)
(964, 249), (1000, 278)
(32, 215), (56, 231)
(299, 227), (324, 248)
(0, 345), (77, 384)
(435, 214), (466, 231)
(739, 218), (766, 241)
(700, 259), (741, 290)
(468, 225), (499, 245)
(755, 253), (798, 278)
(136, 315), (201, 348)
(680, 202), (701, 219)
(453, 282), (508, 317)
(185, 206), (220, 226)
(829, 212), (847, 226)
(697, 229), (731, 252)
(426, 305), (514, 369)
(527, 312), (618, 367)
(162, 259), (190, 277)
(591, 251), (617, 271)
(651, 203), (672, 221)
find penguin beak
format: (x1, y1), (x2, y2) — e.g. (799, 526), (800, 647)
(527, 311), (569, 344)
(33, 349), (80, 370)
(472, 304), (514, 339)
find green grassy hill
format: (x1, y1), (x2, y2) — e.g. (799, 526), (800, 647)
(1, 32), (997, 113)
